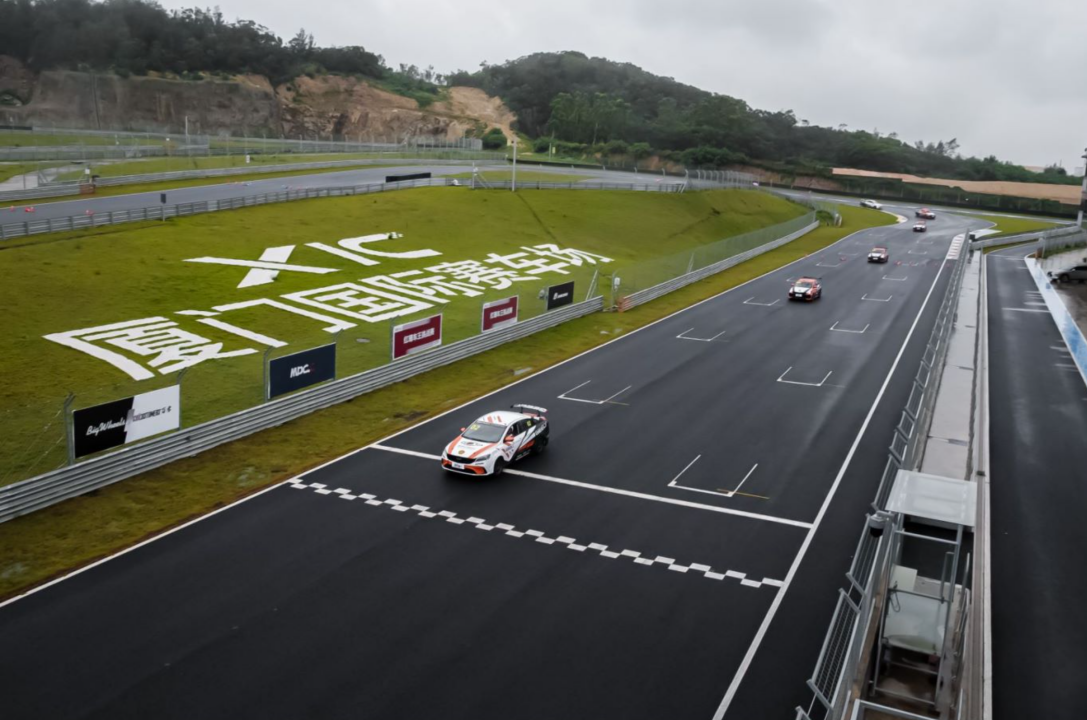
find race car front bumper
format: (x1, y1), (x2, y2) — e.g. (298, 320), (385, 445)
(442, 454), (491, 475)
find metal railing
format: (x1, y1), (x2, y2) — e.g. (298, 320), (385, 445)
(0, 177), (457, 240)
(481, 180), (685, 193)
(798, 246), (974, 720)
(0, 298), (603, 523)
(968, 223), (1084, 251)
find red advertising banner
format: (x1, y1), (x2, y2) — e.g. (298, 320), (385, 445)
(392, 314), (442, 360)
(481, 295), (519, 333)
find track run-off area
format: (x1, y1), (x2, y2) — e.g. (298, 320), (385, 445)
(0, 204), (979, 719)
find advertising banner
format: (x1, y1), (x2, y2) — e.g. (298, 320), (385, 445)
(385, 172), (432, 183)
(481, 296), (519, 333)
(546, 281), (575, 310)
(72, 385), (180, 458)
(392, 314), (443, 359)
(267, 343), (337, 400)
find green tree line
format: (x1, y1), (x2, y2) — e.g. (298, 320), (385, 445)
(0, 0), (390, 85)
(449, 51), (1077, 185)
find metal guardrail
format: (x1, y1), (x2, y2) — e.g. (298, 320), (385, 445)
(482, 180), (686, 193)
(0, 298), (602, 523)
(0, 154), (503, 204)
(0, 178), (458, 240)
(968, 223), (1084, 250)
(798, 246), (973, 720)
(0, 185), (82, 203)
(617, 217), (819, 311)
(84, 155), (502, 188)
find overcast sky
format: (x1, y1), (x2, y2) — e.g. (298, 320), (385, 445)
(161, 0), (1087, 170)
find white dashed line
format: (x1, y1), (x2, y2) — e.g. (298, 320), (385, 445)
(289, 481), (781, 589)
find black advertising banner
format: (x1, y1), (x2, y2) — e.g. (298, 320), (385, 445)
(385, 172), (432, 183)
(546, 281), (575, 310)
(268, 344), (337, 399)
(73, 386), (180, 458)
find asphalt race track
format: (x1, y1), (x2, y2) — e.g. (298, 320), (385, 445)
(0, 207), (978, 719)
(2, 163), (676, 221)
(986, 246), (1087, 719)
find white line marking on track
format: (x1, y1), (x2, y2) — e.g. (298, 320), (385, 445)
(777, 367), (834, 387)
(883, 275), (909, 281)
(1004, 308), (1049, 313)
(830, 321), (870, 334)
(743, 297), (780, 306)
(712, 231), (954, 719)
(669, 462), (759, 499)
(370, 444), (811, 529)
(861, 294), (893, 302)
(289, 479), (783, 588)
(557, 381), (632, 405)
(677, 328), (728, 342)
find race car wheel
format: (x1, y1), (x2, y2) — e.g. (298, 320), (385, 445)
(533, 435), (549, 455)
(1059, 273), (1071, 283)
(492, 459), (507, 476)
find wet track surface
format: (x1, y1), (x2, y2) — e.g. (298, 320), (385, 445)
(0, 206), (979, 719)
(986, 246), (1087, 719)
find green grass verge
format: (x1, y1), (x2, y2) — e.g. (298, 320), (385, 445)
(0, 188), (807, 486)
(0, 202), (889, 600)
(445, 170), (588, 183)
(962, 212), (1061, 237)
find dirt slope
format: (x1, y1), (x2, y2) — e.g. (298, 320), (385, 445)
(0, 56), (517, 142)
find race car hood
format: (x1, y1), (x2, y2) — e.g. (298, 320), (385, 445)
(791, 286), (812, 293)
(446, 437), (499, 459)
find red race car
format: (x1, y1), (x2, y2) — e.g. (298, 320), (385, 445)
(789, 276), (822, 301)
(915, 208), (936, 220)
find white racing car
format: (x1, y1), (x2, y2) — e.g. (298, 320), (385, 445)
(442, 405), (550, 476)
(860, 199), (884, 210)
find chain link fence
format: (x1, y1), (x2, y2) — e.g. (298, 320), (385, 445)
(612, 212), (818, 303)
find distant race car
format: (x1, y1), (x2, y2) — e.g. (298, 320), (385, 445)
(860, 199), (884, 210)
(915, 207), (936, 219)
(868, 247), (889, 263)
(789, 276), (823, 301)
(913, 221), (928, 232)
(442, 405), (550, 476)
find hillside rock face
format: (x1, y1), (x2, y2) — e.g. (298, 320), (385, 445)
(0, 57), (515, 141)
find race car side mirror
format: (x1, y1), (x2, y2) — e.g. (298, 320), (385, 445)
(505, 435), (515, 444)
(460, 427), (466, 432)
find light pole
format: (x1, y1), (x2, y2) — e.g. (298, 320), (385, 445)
(1078, 147), (1087, 229)
(511, 136), (517, 192)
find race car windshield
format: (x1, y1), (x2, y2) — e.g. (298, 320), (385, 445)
(795, 281), (814, 289)
(462, 422), (507, 442)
